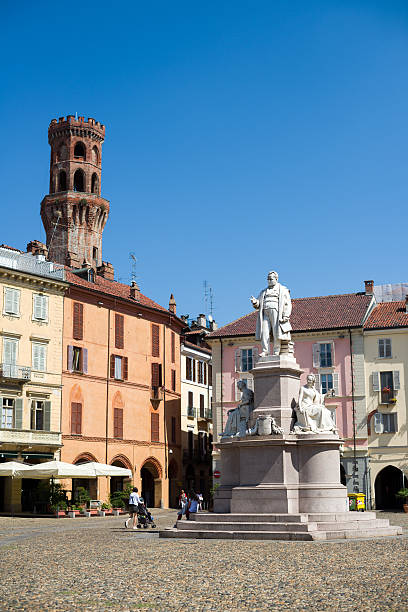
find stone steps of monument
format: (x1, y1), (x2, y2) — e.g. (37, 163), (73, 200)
(160, 524), (402, 541)
(192, 513), (310, 523)
(160, 528), (324, 541)
(305, 512), (376, 522)
(322, 526), (402, 540)
(192, 512), (378, 524)
(315, 519), (390, 531)
(177, 521), (319, 532)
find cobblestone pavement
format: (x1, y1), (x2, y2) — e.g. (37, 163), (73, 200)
(0, 510), (407, 611)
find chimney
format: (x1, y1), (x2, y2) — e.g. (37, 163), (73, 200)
(197, 313), (206, 328)
(169, 294), (176, 314)
(27, 240), (48, 258)
(97, 261), (114, 281)
(364, 280), (374, 295)
(405, 295), (408, 314)
(130, 280), (140, 300)
(210, 320), (218, 331)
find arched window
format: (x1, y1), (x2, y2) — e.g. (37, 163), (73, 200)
(91, 173), (98, 194)
(92, 146), (99, 164)
(74, 142), (86, 159)
(58, 170), (67, 191)
(73, 169), (85, 192)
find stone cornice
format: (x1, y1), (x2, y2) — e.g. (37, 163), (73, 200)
(0, 267), (68, 293)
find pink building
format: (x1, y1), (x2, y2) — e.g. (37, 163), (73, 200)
(207, 282), (375, 499)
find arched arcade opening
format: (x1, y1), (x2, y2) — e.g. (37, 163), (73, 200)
(375, 465), (408, 510)
(141, 458), (162, 508)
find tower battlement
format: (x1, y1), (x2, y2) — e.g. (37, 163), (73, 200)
(49, 116), (105, 142)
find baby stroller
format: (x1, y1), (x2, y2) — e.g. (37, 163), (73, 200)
(136, 498), (156, 529)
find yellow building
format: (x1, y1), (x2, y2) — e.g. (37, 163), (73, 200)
(364, 298), (408, 509)
(0, 244), (67, 512)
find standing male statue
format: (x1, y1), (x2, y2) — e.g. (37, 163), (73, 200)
(251, 270), (292, 357)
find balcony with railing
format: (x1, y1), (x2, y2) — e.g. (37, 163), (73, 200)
(198, 407), (212, 421)
(0, 364), (31, 382)
(151, 386), (163, 401)
(0, 428), (62, 447)
(187, 405), (196, 418)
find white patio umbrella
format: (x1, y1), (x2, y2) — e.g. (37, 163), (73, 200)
(14, 460), (96, 479)
(80, 462), (132, 477)
(0, 462), (33, 477)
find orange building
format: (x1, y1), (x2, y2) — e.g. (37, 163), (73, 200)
(38, 115), (184, 507)
(61, 273), (183, 508)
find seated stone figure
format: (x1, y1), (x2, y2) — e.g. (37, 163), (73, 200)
(293, 374), (337, 434)
(221, 380), (254, 438)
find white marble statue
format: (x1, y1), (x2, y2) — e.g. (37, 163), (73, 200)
(221, 380), (254, 438)
(251, 270), (292, 357)
(293, 374), (337, 434)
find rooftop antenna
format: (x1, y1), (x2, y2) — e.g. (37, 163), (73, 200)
(203, 280), (214, 319)
(129, 252), (138, 284)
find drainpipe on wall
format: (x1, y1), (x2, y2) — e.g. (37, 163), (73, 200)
(220, 338), (223, 442)
(162, 321), (167, 508)
(105, 307), (111, 465)
(348, 328), (358, 494)
(59, 287), (66, 461)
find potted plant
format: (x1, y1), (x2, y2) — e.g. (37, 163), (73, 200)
(99, 502), (111, 516)
(109, 489), (127, 515)
(51, 501), (67, 517)
(75, 486), (91, 510)
(396, 488), (408, 513)
(67, 504), (81, 518)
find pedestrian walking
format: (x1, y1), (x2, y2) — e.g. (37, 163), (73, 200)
(174, 489), (188, 526)
(125, 487), (141, 530)
(186, 491), (199, 520)
(197, 492), (203, 511)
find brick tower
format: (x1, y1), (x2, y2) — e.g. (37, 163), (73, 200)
(40, 115), (110, 268)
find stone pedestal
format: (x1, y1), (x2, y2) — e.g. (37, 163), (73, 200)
(161, 355), (402, 540)
(215, 435), (347, 515)
(250, 355), (301, 433)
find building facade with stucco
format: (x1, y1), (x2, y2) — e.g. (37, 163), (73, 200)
(180, 315), (214, 505)
(0, 245), (67, 512)
(363, 298), (408, 509)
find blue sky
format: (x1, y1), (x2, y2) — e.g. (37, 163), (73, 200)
(1, 1), (407, 325)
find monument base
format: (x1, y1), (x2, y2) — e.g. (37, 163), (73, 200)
(160, 511), (402, 541)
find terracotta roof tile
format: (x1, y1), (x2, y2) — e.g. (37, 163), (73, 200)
(208, 293), (373, 338)
(66, 270), (169, 313)
(183, 340), (212, 355)
(364, 301), (408, 329)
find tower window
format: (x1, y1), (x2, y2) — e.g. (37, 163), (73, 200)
(74, 142), (86, 159)
(91, 173), (98, 194)
(92, 146), (99, 164)
(73, 169), (85, 192)
(58, 170), (67, 191)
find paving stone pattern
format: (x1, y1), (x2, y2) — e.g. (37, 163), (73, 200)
(0, 510), (407, 611)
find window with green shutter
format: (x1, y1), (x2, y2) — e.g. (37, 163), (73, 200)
(4, 287), (20, 316)
(33, 294), (48, 321)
